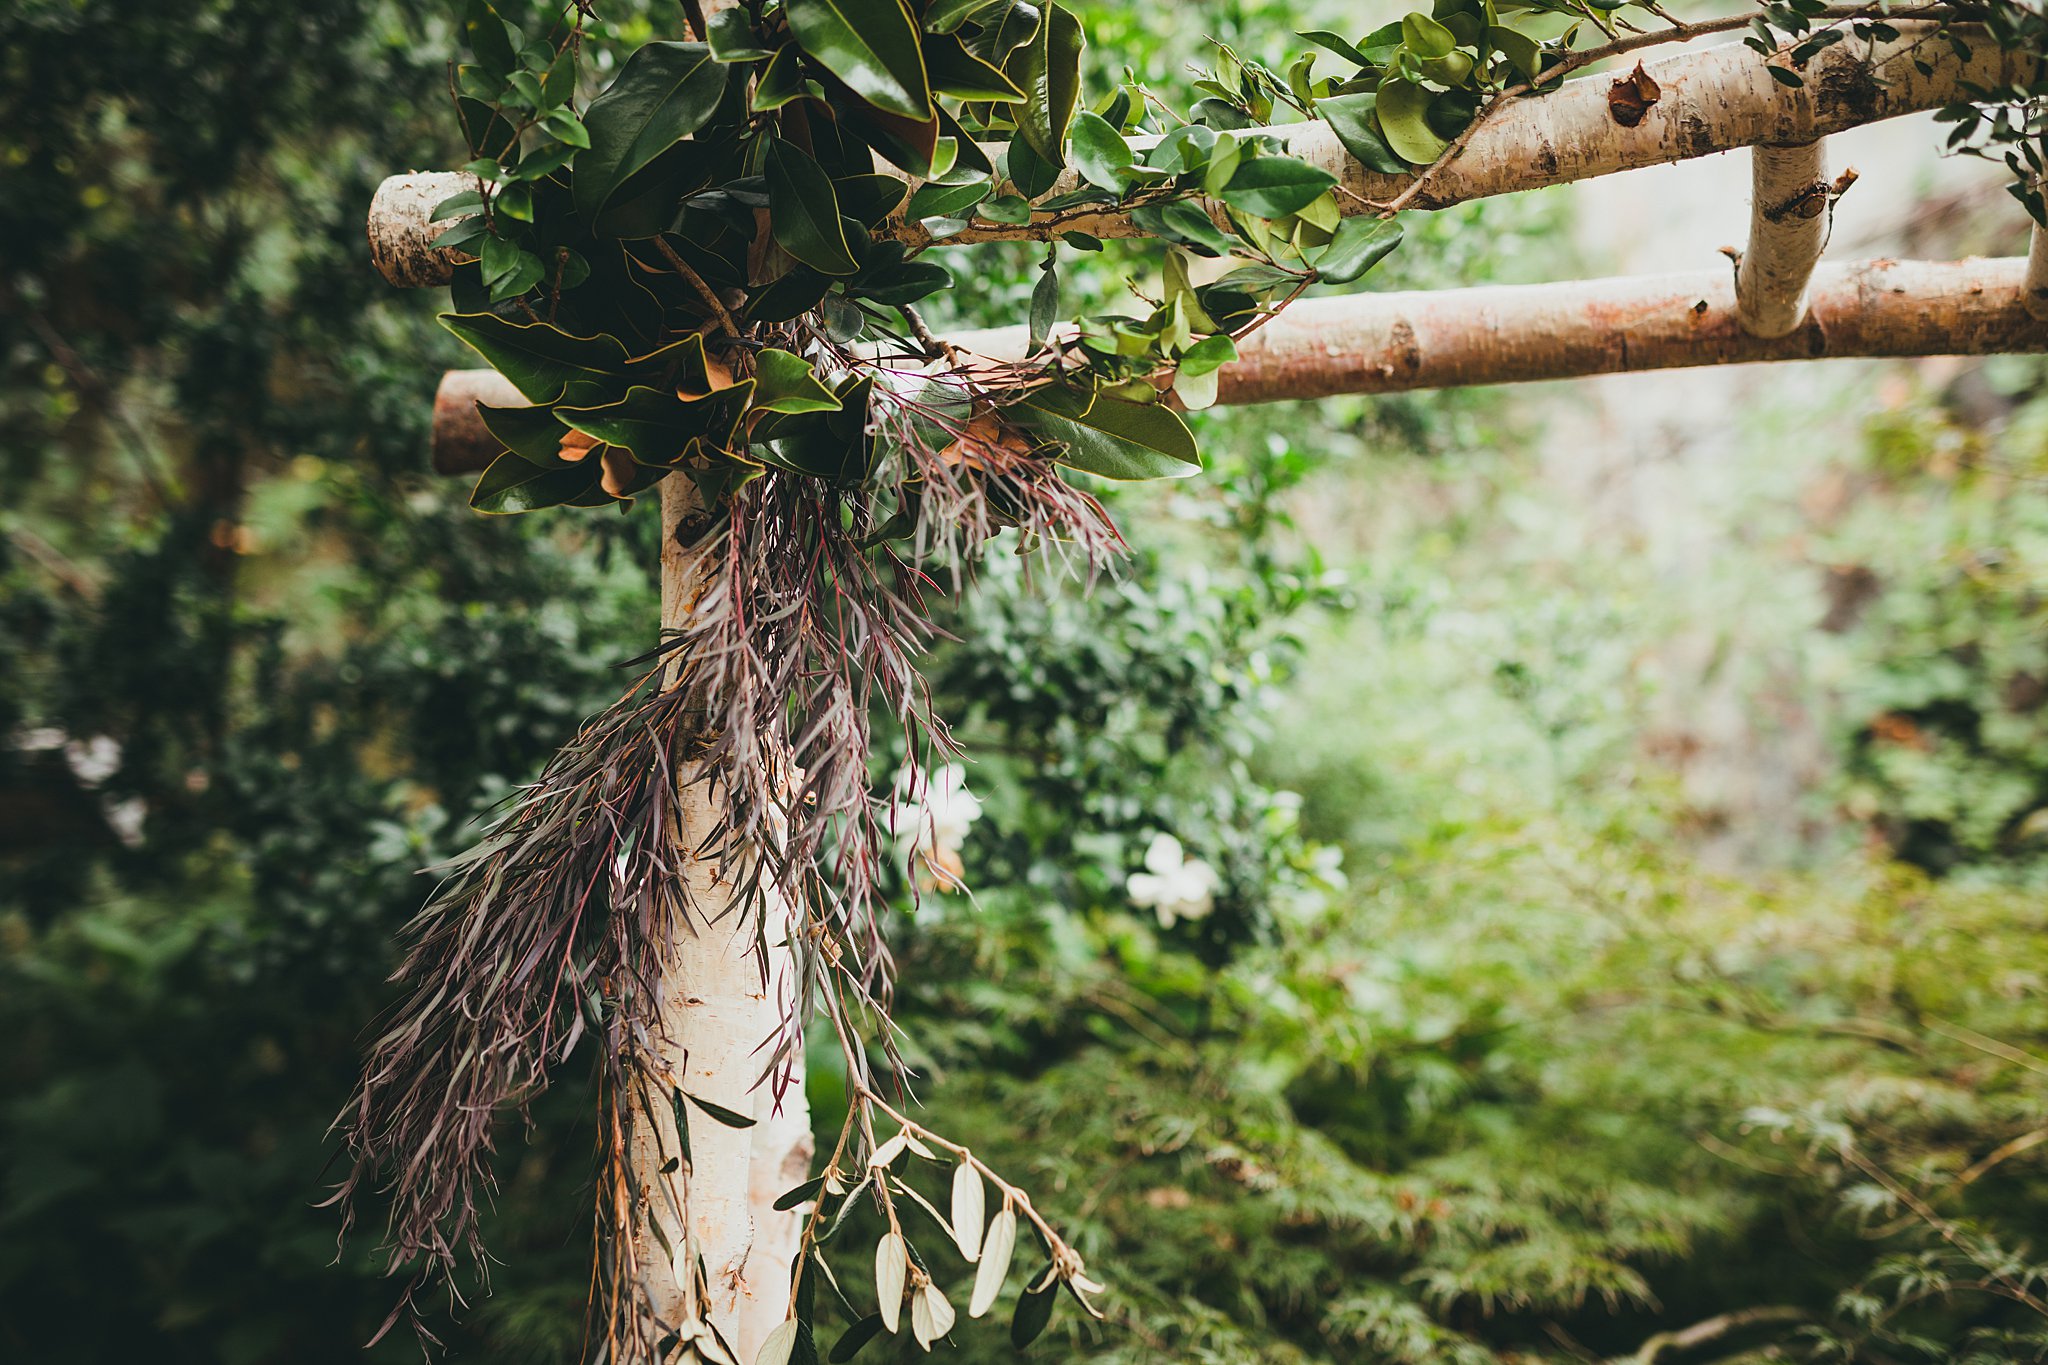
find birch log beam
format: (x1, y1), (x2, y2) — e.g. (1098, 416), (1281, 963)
(631, 477), (815, 1362)
(425, 257), (2048, 473)
(366, 23), (2038, 283)
(1735, 142), (1831, 337)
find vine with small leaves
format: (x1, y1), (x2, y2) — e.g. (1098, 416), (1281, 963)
(335, 2), (2048, 1362)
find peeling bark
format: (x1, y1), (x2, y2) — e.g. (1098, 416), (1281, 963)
(367, 171), (479, 289)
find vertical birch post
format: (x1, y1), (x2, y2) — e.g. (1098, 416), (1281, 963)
(628, 477), (813, 1361)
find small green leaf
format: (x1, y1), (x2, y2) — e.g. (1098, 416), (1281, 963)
(575, 42), (726, 222)
(752, 350), (843, 414)
(1129, 200), (1233, 257)
(1219, 155), (1338, 218)
(1315, 215), (1403, 284)
(752, 45), (811, 111)
(1375, 77), (1448, 164)
(1068, 110), (1138, 193)
(1300, 28), (1372, 67)
(430, 189), (488, 221)
(1006, 130), (1060, 197)
(1030, 261), (1059, 349)
(1401, 10), (1458, 59)
(766, 139), (860, 275)
(1317, 91), (1409, 175)
(906, 176), (992, 220)
(785, 0), (933, 120)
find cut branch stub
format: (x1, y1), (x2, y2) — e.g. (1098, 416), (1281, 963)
(368, 171), (478, 288)
(366, 24), (2039, 285)
(426, 256), (2048, 472)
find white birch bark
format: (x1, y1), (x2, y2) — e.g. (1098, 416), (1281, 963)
(626, 477), (813, 1364)
(1736, 142), (1831, 338)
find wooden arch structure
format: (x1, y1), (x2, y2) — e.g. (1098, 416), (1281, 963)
(364, 21), (2048, 1360)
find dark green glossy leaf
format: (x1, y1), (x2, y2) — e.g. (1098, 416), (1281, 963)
(478, 402), (574, 466)
(1300, 28), (1373, 67)
(1068, 111), (1141, 193)
(469, 450), (603, 513)
(752, 45), (811, 111)
(1375, 76), (1448, 164)
(850, 260), (953, 305)
(774, 1176), (827, 1212)
(1029, 262), (1058, 349)
(1212, 261), (1301, 294)
(575, 42), (726, 222)
(924, 31), (1025, 101)
(557, 386), (700, 464)
(464, 0), (519, 75)
(1005, 2), (1083, 168)
(906, 176), (991, 220)
(708, 7), (774, 61)
(1006, 130), (1059, 197)
(440, 313), (628, 402)
(766, 139), (860, 275)
(752, 350), (843, 414)
(1219, 155), (1338, 218)
(785, 0), (933, 119)
(1315, 215), (1402, 284)
(747, 265), (835, 322)
(1014, 383), (1200, 480)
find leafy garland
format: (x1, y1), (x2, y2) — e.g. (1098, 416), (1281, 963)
(335, 2), (2047, 1362)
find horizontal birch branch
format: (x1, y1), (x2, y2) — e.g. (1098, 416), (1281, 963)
(427, 256), (2046, 473)
(369, 23), (2031, 286)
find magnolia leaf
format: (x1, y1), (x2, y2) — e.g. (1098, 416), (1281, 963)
(1490, 24), (1542, 83)
(469, 450), (603, 513)
(766, 139), (860, 275)
(1316, 215), (1403, 284)
(708, 8), (774, 61)
(1177, 332), (1238, 377)
(1006, 130), (1059, 196)
(1005, 2), (1083, 167)
(1317, 91), (1409, 175)
(440, 313), (627, 403)
(875, 1232), (909, 1333)
(786, 0), (933, 120)
(752, 349), (843, 414)
(949, 1164), (986, 1262)
(575, 42), (726, 223)
(479, 402), (575, 466)
(924, 32), (1025, 101)
(969, 1208), (1017, 1317)
(1015, 384), (1201, 481)
(556, 385), (700, 464)
(1219, 155), (1337, 218)
(924, 0), (999, 32)
(752, 45), (811, 110)
(1130, 199), (1233, 257)
(1375, 77), (1449, 164)
(906, 176), (991, 220)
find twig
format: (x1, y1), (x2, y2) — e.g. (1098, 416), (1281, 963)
(654, 235), (742, 338)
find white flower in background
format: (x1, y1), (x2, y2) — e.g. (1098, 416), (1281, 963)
(894, 762), (982, 892)
(1126, 833), (1220, 928)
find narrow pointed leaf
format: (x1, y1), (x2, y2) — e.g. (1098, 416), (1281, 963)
(686, 1091), (758, 1128)
(440, 313), (628, 402)
(875, 1232), (908, 1332)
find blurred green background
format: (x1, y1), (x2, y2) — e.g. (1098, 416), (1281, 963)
(4, 2), (2047, 1362)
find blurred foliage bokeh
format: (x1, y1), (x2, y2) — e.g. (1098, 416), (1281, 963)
(5, 2), (2048, 1363)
